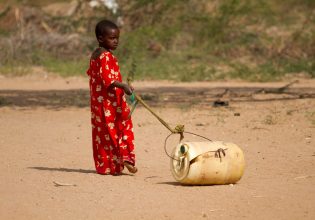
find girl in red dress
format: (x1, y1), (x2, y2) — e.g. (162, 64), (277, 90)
(86, 20), (137, 175)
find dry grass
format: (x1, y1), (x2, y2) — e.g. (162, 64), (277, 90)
(0, 0), (314, 81)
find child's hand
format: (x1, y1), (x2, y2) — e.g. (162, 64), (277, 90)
(123, 84), (133, 95)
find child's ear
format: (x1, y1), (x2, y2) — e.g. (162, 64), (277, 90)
(97, 36), (104, 43)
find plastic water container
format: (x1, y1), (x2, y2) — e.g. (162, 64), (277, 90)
(170, 141), (245, 185)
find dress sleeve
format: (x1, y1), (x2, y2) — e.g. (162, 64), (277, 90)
(99, 53), (115, 88)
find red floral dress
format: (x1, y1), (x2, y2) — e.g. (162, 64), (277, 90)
(86, 51), (135, 175)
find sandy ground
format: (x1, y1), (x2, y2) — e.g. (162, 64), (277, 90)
(0, 75), (315, 220)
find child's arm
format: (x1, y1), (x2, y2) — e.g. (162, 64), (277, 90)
(111, 81), (133, 95)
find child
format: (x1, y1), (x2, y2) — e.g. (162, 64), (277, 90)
(86, 19), (137, 175)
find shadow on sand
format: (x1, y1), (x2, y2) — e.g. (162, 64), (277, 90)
(2, 86), (314, 109)
(29, 166), (96, 174)
(157, 181), (228, 187)
(28, 166), (134, 176)
(156, 181), (183, 186)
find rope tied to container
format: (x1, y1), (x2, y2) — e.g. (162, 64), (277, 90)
(214, 148), (227, 162)
(127, 85), (214, 161)
(163, 131), (214, 161)
(127, 70), (215, 160)
(173, 124), (185, 141)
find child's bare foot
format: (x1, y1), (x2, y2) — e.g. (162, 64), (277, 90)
(123, 161), (138, 174)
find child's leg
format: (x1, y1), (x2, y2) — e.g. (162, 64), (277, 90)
(92, 109), (124, 175)
(123, 161), (137, 173)
(118, 118), (136, 168)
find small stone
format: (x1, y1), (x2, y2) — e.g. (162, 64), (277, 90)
(196, 123), (206, 126)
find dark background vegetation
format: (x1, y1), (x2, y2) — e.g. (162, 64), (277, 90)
(0, 0), (314, 81)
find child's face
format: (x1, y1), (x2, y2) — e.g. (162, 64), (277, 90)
(98, 28), (120, 50)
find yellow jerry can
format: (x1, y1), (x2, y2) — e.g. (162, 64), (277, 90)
(170, 141), (245, 185)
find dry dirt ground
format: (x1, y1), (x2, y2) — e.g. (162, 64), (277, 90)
(0, 74), (315, 220)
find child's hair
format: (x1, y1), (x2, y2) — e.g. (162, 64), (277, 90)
(95, 19), (118, 39)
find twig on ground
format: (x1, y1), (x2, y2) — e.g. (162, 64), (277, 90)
(251, 127), (270, 131)
(209, 209), (224, 212)
(252, 195), (265, 198)
(144, 176), (159, 182)
(294, 175), (314, 180)
(53, 181), (77, 187)
(254, 80), (299, 94)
